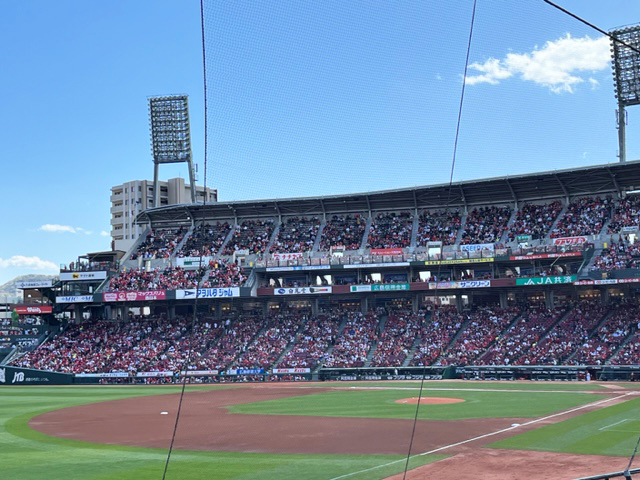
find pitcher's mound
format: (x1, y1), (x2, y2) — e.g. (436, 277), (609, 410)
(395, 397), (465, 405)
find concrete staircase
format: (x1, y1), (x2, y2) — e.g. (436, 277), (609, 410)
(359, 216), (373, 252)
(313, 314), (349, 373)
(311, 219), (327, 254)
(364, 314), (387, 366)
(544, 202), (569, 240)
(499, 207), (519, 244)
(409, 214), (420, 250)
(454, 211), (469, 245)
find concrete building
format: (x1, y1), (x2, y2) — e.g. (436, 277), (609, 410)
(110, 178), (216, 252)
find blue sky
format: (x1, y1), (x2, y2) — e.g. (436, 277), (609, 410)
(1, 0), (639, 285)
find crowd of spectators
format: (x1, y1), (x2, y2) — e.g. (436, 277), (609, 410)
(108, 259), (246, 291)
(479, 305), (567, 365)
(367, 212), (413, 249)
(108, 269), (158, 291)
(411, 306), (464, 366)
(223, 220), (275, 255)
(12, 317), (187, 373)
(416, 210), (461, 246)
(607, 196), (640, 234)
(278, 310), (343, 369)
(323, 310), (382, 367)
(319, 214), (367, 251)
(507, 201), (563, 241)
(270, 217), (321, 253)
(234, 311), (307, 368)
(569, 303), (638, 365)
(517, 301), (607, 365)
(460, 206), (512, 245)
(609, 330), (640, 365)
(369, 310), (423, 366)
(591, 240), (640, 271)
(12, 302), (640, 375)
(177, 222), (231, 258)
(550, 196), (611, 238)
(130, 227), (186, 260)
(201, 315), (264, 370)
(438, 307), (521, 366)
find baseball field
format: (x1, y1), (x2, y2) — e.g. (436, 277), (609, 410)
(2, 381), (640, 479)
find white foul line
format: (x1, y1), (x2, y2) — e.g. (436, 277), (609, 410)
(599, 418), (630, 431)
(328, 392), (635, 480)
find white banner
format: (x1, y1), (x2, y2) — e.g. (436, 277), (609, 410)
(272, 252), (304, 261)
(460, 243), (494, 252)
(552, 236), (587, 246)
(175, 256), (213, 268)
(272, 368), (311, 374)
(274, 286), (332, 295)
(179, 369), (219, 376)
(136, 371), (174, 378)
(266, 265), (330, 272)
(176, 287), (240, 299)
(75, 372), (129, 378)
(56, 295), (94, 303)
(343, 262), (409, 269)
(349, 285), (372, 293)
(16, 280), (53, 289)
(59, 271), (107, 281)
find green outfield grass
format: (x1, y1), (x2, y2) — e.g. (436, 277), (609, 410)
(490, 394), (640, 457)
(228, 388), (607, 420)
(0, 385), (443, 480)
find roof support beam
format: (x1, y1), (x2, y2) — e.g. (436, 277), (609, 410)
(554, 174), (569, 202)
(607, 167), (621, 196)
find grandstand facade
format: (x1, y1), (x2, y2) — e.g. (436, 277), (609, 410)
(5, 161), (640, 381)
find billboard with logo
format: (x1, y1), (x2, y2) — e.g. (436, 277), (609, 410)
(274, 286), (332, 295)
(59, 271), (108, 281)
(14, 305), (53, 315)
(0, 366), (72, 385)
(102, 291), (166, 302)
(175, 287), (240, 299)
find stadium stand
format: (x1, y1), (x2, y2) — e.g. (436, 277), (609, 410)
(460, 206), (512, 245)
(506, 200), (563, 241)
(318, 214), (367, 251)
(176, 222), (231, 258)
(550, 196), (612, 238)
(366, 212), (413, 249)
(270, 217), (321, 253)
(130, 227), (186, 260)
(416, 209), (461, 246)
(223, 219), (274, 255)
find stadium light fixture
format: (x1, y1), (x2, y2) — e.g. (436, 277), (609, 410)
(610, 24), (640, 162)
(148, 95), (196, 204)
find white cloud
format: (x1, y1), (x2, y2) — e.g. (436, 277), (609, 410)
(100, 230), (109, 237)
(39, 224), (78, 233)
(38, 224), (95, 235)
(466, 34), (611, 93)
(0, 255), (58, 271)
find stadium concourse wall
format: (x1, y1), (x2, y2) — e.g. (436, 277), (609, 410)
(4, 365), (640, 386)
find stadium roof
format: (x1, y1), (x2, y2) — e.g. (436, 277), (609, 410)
(136, 160), (640, 227)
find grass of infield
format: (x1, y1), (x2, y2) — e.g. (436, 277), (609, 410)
(0, 385), (444, 480)
(227, 388), (607, 420)
(490, 394), (640, 456)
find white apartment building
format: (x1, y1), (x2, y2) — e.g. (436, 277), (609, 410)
(110, 178), (216, 252)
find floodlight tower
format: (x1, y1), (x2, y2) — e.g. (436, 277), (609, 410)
(148, 95), (196, 205)
(610, 25), (640, 163)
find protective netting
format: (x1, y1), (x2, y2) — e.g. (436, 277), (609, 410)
(200, 0), (629, 202)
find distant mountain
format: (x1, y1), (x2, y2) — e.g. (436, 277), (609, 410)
(0, 274), (58, 304)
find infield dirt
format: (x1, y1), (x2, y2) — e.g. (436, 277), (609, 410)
(27, 382), (640, 479)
